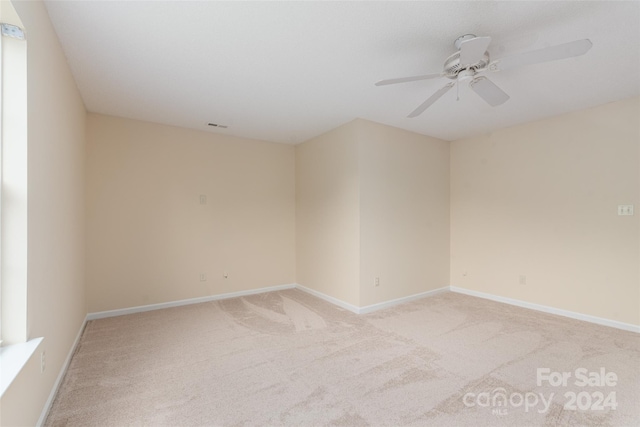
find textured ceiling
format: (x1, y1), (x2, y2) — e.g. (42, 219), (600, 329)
(44, 1), (640, 144)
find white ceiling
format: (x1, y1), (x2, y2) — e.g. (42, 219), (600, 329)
(44, 1), (640, 144)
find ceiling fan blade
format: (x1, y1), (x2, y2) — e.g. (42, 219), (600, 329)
(493, 39), (592, 71)
(407, 83), (455, 118)
(459, 36), (492, 65)
(375, 73), (442, 86)
(469, 77), (510, 107)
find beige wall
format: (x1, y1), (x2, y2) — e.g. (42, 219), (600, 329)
(358, 120), (449, 306)
(0, 0), (87, 425)
(451, 97), (640, 326)
(295, 122), (361, 306)
(85, 114), (295, 312)
(295, 119), (450, 307)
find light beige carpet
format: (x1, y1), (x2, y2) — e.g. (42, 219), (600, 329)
(45, 289), (639, 426)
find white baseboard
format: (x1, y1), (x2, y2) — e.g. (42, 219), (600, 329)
(450, 286), (640, 334)
(295, 284), (449, 315)
(86, 284), (297, 320)
(358, 287), (449, 314)
(37, 317), (87, 427)
(87, 283), (449, 321)
(294, 284), (361, 314)
(85, 284), (640, 333)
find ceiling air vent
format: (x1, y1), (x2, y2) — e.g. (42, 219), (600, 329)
(207, 122), (228, 129)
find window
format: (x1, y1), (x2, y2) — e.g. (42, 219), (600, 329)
(0, 18), (27, 346)
(0, 3), (39, 399)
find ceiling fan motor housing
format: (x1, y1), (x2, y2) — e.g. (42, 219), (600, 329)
(443, 50), (490, 79)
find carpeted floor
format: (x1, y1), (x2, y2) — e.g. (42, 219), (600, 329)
(45, 289), (639, 426)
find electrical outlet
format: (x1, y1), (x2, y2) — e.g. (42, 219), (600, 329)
(41, 351), (46, 373)
(199, 273), (206, 282)
(374, 277), (380, 287)
(618, 205), (634, 216)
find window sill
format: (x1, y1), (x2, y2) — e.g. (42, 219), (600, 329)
(0, 337), (44, 398)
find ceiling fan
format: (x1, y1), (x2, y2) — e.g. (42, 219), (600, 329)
(376, 34), (593, 118)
